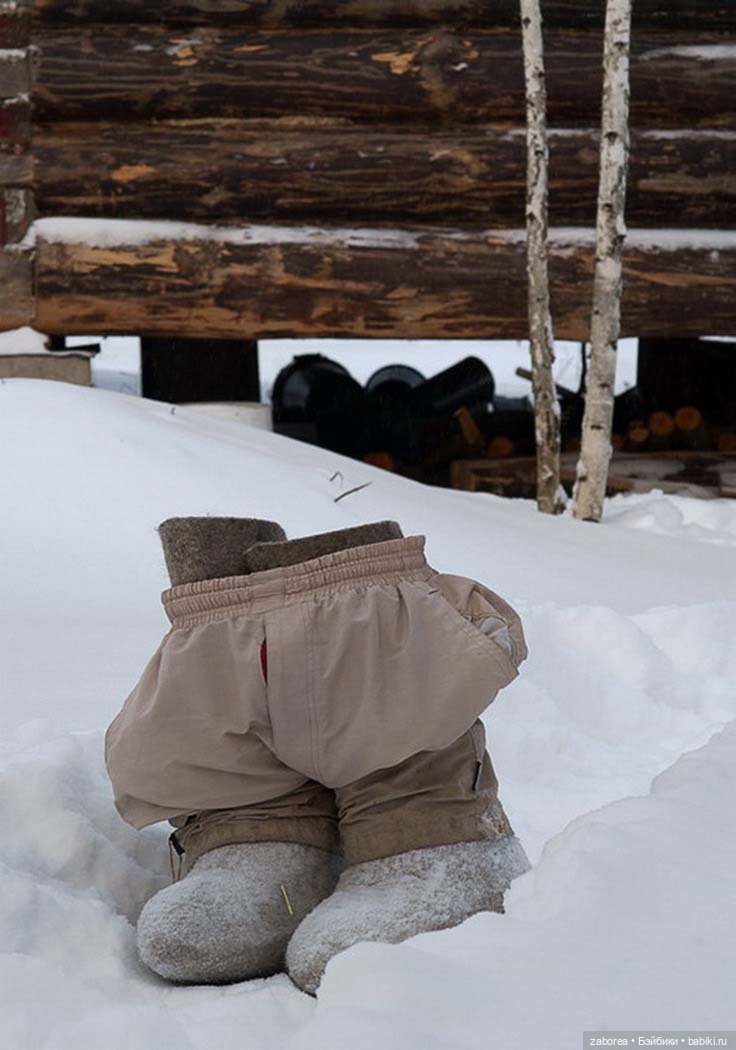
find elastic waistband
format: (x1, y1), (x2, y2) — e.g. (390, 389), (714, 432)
(162, 534), (432, 627)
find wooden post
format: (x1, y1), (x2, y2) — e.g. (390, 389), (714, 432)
(572, 0), (632, 522)
(140, 337), (260, 404)
(520, 0), (563, 514)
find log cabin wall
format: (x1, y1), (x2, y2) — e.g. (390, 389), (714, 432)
(1, 0), (735, 339)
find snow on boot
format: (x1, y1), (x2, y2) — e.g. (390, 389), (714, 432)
(286, 835), (531, 995)
(137, 842), (340, 984)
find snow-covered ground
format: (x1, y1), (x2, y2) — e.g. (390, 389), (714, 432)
(1, 378), (735, 1049)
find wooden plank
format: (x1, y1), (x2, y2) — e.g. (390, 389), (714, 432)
(31, 223), (736, 340)
(30, 27), (736, 128)
(29, 0), (736, 32)
(452, 451), (736, 499)
(31, 124), (736, 228)
(0, 244), (34, 329)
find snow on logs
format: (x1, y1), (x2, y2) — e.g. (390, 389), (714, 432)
(8, 221), (735, 341)
(2, 0), (733, 341)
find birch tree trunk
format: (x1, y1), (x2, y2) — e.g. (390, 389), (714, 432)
(520, 0), (564, 514)
(572, 0), (632, 521)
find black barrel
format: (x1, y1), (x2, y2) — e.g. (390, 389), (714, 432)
(366, 364), (425, 402)
(409, 356), (494, 416)
(271, 353), (352, 424)
(271, 353), (368, 457)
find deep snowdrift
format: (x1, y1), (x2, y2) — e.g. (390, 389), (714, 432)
(1, 380), (735, 1049)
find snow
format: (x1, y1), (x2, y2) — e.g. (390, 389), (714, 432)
(0, 326), (48, 356)
(605, 490), (736, 548)
(640, 44), (736, 62)
(28, 217), (423, 251)
(28, 216), (736, 253)
(0, 326), (97, 359)
(1, 378), (735, 1048)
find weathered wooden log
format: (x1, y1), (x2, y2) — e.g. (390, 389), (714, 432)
(30, 27), (736, 128)
(22, 222), (736, 340)
(28, 0), (736, 32)
(674, 405), (709, 450)
(0, 245), (33, 327)
(26, 124), (736, 228)
(625, 421), (650, 451)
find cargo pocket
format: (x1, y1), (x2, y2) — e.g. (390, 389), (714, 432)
(422, 572), (527, 670)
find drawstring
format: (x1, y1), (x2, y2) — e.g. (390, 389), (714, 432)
(168, 830), (185, 883)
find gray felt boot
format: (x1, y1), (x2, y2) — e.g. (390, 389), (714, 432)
(137, 842), (341, 983)
(286, 835), (531, 995)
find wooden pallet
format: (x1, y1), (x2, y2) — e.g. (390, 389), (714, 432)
(451, 451), (736, 500)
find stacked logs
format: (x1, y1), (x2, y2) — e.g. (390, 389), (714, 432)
(0, 2), (34, 327)
(1, 0), (735, 337)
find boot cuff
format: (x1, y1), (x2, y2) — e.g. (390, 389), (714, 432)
(158, 516), (286, 586)
(243, 520), (403, 573)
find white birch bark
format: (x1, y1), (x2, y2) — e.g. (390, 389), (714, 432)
(572, 0), (632, 521)
(520, 0), (564, 515)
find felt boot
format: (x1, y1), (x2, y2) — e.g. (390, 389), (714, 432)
(285, 723), (531, 995)
(137, 841), (341, 983)
(286, 835), (531, 995)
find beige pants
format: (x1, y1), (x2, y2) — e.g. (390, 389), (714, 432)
(105, 535), (527, 860)
(169, 721), (513, 873)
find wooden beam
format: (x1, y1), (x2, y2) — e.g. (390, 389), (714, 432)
(140, 336), (260, 402)
(31, 124), (736, 228)
(29, 0), (736, 32)
(30, 27), (736, 128)
(0, 245), (34, 329)
(29, 222), (736, 340)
